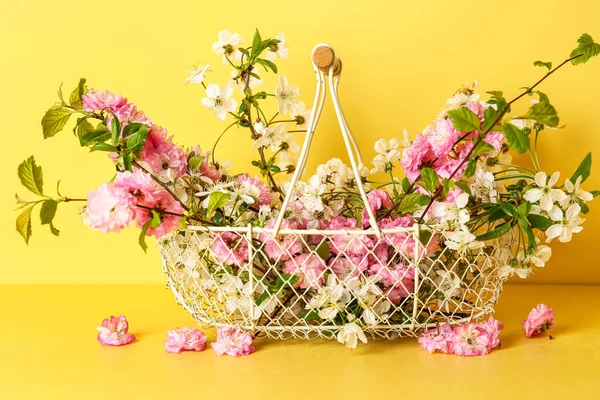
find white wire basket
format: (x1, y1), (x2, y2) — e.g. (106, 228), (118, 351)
(158, 44), (511, 340)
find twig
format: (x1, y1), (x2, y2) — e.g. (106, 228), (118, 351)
(132, 160), (190, 212)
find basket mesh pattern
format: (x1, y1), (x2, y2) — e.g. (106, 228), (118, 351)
(158, 225), (509, 340)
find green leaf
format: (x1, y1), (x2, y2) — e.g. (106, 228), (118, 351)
(255, 58), (278, 73)
(472, 141), (495, 157)
(500, 203), (518, 217)
(517, 201), (532, 217)
(57, 83), (66, 105)
(454, 181), (471, 195)
(150, 209), (161, 229)
(74, 117), (95, 140)
(122, 154), (133, 171)
(398, 193), (426, 213)
(527, 214), (553, 230)
(526, 100), (559, 127)
(447, 107), (481, 133)
(442, 179), (455, 195)
(482, 106), (501, 132)
(275, 273), (300, 291)
(570, 33), (600, 65)
(16, 205), (34, 244)
(476, 221), (512, 241)
(518, 218), (536, 248)
(419, 228), (433, 246)
(419, 167), (438, 194)
(299, 310), (320, 321)
(502, 124), (530, 153)
(42, 107), (73, 138)
(401, 177), (411, 193)
(255, 292), (270, 306)
(188, 155), (205, 172)
(69, 78), (87, 110)
(533, 60), (552, 71)
(590, 190), (600, 198)
(207, 192), (230, 217)
(125, 124), (149, 152)
(570, 152), (592, 183)
(18, 156), (44, 196)
(40, 200), (59, 236)
(110, 113), (121, 144)
(315, 241), (330, 259)
(251, 29), (262, 58)
(488, 206), (506, 222)
(138, 221), (151, 253)
(465, 159), (476, 177)
(80, 126), (111, 146)
(90, 143), (118, 152)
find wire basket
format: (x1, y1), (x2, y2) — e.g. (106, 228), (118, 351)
(158, 44), (511, 340)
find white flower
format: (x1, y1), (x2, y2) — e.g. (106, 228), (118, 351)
(212, 29), (243, 63)
(444, 228), (484, 253)
(265, 32), (288, 61)
(401, 129), (411, 148)
(201, 83), (238, 121)
(545, 203), (585, 243)
(509, 118), (534, 130)
(279, 131), (300, 153)
(527, 244), (552, 268)
(183, 64), (210, 85)
(433, 269), (463, 309)
(278, 151), (297, 170)
(523, 171), (567, 211)
(337, 322), (367, 349)
(306, 275), (352, 321)
(431, 192), (470, 228)
(253, 120), (266, 135)
(469, 165), (498, 203)
(561, 176), (593, 207)
(353, 278), (391, 326)
(374, 138), (401, 155)
(290, 101), (311, 129)
(253, 123), (287, 151)
(299, 174), (326, 213)
(370, 150), (401, 174)
(274, 76), (300, 115)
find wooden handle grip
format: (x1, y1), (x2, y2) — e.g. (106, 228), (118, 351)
(312, 45), (341, 76)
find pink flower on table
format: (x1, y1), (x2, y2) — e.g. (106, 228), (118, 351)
(83, 183), (136, 233)
(451, 323), (490, 356)
(257, 219), (302, 261)
(362, 189), (393, 228)
(135, 190), (183, 238)
(82, 89), (127, 112)
(418, 324), (455, 354)
(522, 303), (556, 339)
(211, 232), (249, 266)
(140, 126), (187, 181)
(211, 326), (255, 357)
(476, 317), (504, 351)
(283, 253), (326, 289)
(97, 315), (135, 346)
(236, 174), (273, 208)
(164, 327), (207, 353)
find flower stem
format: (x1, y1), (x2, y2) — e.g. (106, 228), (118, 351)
(132, 160), (190, 213)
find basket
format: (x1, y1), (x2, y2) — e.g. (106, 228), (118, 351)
(158, 44), (511, 340)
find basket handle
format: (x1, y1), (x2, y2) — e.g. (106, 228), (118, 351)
(272, 44), (381, 237)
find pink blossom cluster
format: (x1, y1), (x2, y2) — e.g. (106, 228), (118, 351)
(97, 315), (136, 346)
(164, 327), (207, 353)
(83, 89), (151, 127)
(84, 169), (182, 238)
(140, 125), (188, 179)
(418, 317), (504, 356)
(211, 325), (255, 357)
(401, 102), (504, 183)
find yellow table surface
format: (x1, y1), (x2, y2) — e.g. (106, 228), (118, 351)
(1, 284), (598, 399)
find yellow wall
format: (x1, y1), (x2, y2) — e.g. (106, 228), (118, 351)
(2, 0), (599, 284)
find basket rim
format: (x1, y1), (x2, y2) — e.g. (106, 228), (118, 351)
(184, 224), (425, 236)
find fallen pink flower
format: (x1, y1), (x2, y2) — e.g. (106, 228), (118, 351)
(476, 316), (504, 351)
(211, 325), (254, 357)
(417, 324), (454, 354)
(522, 303), (556, 339)
(97, 315), (135, 346)
(164, 327), (207, 353)
(451, 323), (490, 357)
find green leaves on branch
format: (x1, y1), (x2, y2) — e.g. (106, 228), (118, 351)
(206, 192), (230, 218)
(447, 107), (481, 133)
(533, 60), (552, 71)
(526, 94), (559, 127)
(476, 221), (512, 241)
(398, 193), (430, 214)
(419, 167), (439, 194)
(42, 78), (88, 138)
(40, 200), (59, 236)
(501, 124), (530, 153)
(18, 156), (44, 196)
(571, 152), (592, 183)
(570, 33), (600, 65)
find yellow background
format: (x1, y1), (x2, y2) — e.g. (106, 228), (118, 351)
(1, 0), (599, 284)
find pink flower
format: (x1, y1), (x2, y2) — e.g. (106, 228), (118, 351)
(135, 190), (183, 238)
(418, 324), (455, 354)
(477, 317), (504, 350)
(329, 256), (367, 279)
(464, 101), (485, 120)
(97, 315), (135, 346)
(190, 146), (223, 181)
(236, 174), (273, 208)
(451, 323), (490, 356)
(211, 232), (249, 266)
(522, 303), (556, 339)
(327, 217), (372, 262)
(483, 131), (504, 151)
(140, 126), (187, 180)
(258, 219), (302, 261)
(362, 189), (393, 227)
(433, 140), (473, 180)
(211, 325), (255, 357)
(82, 89), (127, 112)
(113, 102), (152, 126)
(164, 327), (207, 353)
(83, 183), (136, 233)
(427, 118), (460, 158)
(283, 253), (326, 289)
(401, 133), (435, 182)
(114, 169), (159, 203)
